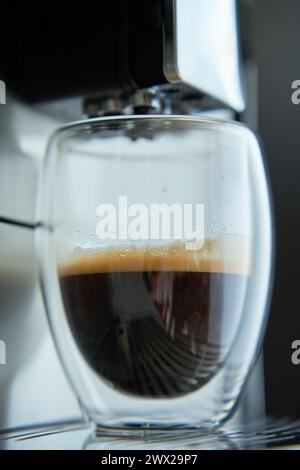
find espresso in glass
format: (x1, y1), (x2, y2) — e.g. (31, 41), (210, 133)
(59, 239), (248, 399)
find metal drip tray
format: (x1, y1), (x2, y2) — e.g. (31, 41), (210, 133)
(1, 418), (300, 450)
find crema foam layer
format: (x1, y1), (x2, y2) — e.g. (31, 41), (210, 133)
(59, 236), (250, 277)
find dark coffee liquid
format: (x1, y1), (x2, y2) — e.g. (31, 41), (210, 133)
(59, 244), (248, 398)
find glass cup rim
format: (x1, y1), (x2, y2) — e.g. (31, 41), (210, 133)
(50, 113), (252, 139)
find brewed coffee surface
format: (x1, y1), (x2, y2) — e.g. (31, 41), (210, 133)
(59, 241), (249, 398)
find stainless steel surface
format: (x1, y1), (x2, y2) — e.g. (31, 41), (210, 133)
(163, 0), (244, 111)
(84, 0), (245, 117)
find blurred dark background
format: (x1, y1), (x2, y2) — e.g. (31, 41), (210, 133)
(242, 0), (300, 416)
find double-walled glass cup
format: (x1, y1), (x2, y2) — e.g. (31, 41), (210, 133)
(38, 116), (272, 430)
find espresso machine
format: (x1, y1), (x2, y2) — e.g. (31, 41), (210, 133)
(0, 0), (263, 431)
